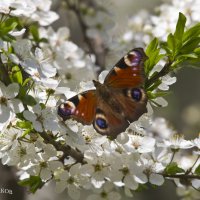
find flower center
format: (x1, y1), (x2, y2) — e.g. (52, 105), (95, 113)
(0, 96), (7, 105)
(94, 163), (102, 172)
(67, 177), (75, 184)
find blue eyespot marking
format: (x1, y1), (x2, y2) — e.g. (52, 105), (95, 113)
(131, 88), (142, 101)
(96, 118), (108, 129)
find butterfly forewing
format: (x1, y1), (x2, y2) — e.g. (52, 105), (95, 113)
(104, 48), (147, 88)
(58, 90), (97, 125)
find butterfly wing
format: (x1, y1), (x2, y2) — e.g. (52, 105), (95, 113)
(93, 87), (147, 139)
(58, 90), (97, 125)
(93, 48), (148, 138)
(93, 101), (129, 139)
(104, 48), (147, 88)
(113, 87), (147, 122)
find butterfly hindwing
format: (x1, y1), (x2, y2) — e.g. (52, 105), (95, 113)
(93, 102), (129, 139)
(113, 87), (147, 122)
(104, 48), (147, 88)
(92, 87), (147, 139)
(58, 90), (97, 125)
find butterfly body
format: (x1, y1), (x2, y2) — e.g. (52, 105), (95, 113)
(93, 80), (124, 116)
(58, 48), (148, 139)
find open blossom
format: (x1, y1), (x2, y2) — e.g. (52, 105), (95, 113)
(54, 163), (89, 200)
(123, 134), (156, 153)
(0, 82), (24, 131)
(139, 154), (165, 186)
(158, 75), (177, 91)
(1, 141), (37, 168)
(0, 127), (21, 152)
(87, 182), (121, 200)
(13, 40), (57, 82)
(0, 0), (58, 26)
(160, 134), (194, 149)
(81, 152), (110, 188)
(27, 144), (63, 181)
(23, 104), (59, 133)
(39, 27), (96, 89)
(192, 135), (200, 150)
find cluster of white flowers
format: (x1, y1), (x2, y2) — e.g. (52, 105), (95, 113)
(0, 0), (200, 200)
(116, 0), (200, 110)
(0, 0), (58, 26)
(120, 0), (200, 45)
(0, 114), (200, 199)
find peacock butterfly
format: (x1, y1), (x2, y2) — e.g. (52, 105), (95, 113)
(58, 48), (148, 139)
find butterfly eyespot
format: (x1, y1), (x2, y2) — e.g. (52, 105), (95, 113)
(131, 88), (142, 101)
(96, 117), (108, 129)
(124, 51), (142, 67)
(57, 102), (75, 119)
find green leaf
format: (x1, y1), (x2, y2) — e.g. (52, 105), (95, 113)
(18, 176), (44, 193)
(23, 78), (33, 87)
(160, 42), (171, 55)
(21, 129), (32, 138)
(145, 38), (159, 55)
(10, 65), (23, 85)
(22, 95), (37, 106)
(145, 50), (164, 75)
(183, 23), (200, 43)
(147, 91), (169, 99)
(194, 164), (200, 175)
(177, 53), (198, 59)
(194, 47), (200, 54)
(180, 37), (200, 54)
(174, 12), (186, 41)
(145, 38), (165, 75)
(167, 33), (176, 54)
(165, 162), (185, 175)
(135, 184), (148, 192)
(16, 121), (32, 129)
(29, 24), (40, 42)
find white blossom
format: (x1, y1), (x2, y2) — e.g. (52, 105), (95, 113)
(87, 182), (121, 200)
(23, 104), (59, 133)
(160, 134), (194, 149)
(27, 144), (63, 181)
(0, 82), (24, 131)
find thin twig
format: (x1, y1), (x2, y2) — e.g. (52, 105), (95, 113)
(186, 155), (200, 174)
(145, 61), (172, 88)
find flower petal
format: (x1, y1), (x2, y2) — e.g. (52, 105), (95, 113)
(8, 99), (24, 113)
(6, 83), (19, 98)
(23, 110), (37, 122)
(40, 168), (52, 181)
(149, 174), (164, 186)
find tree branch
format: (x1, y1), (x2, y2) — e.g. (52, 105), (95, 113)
(161, 173), (200, 180)
(65, 0), (107, 75)
(39, 131), (85, 164)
